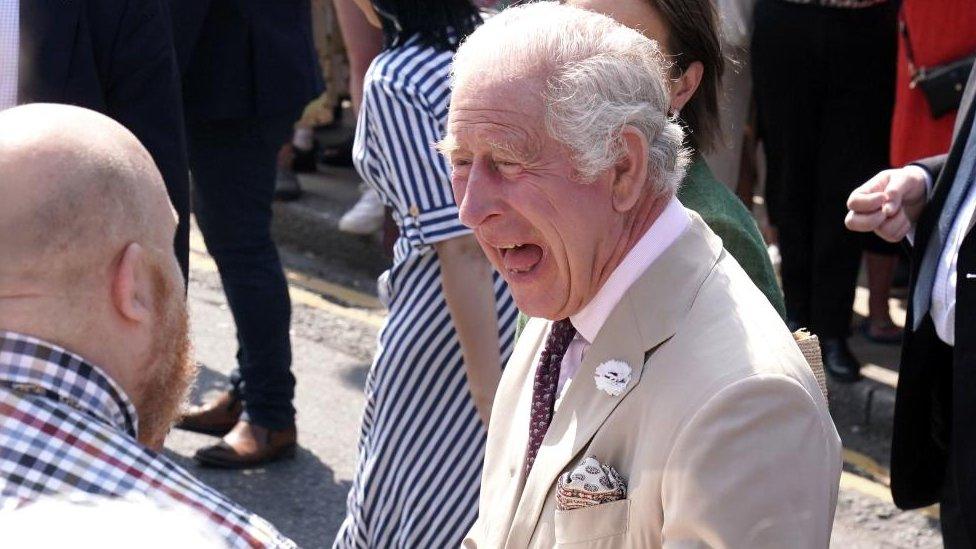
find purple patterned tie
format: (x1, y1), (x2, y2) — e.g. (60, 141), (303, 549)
(524, 319), (578, 477)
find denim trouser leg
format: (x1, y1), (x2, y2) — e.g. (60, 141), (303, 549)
(187, 115), (296, 430)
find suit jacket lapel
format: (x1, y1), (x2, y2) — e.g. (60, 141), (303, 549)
(953, 66), (976, 144)
(18, 0), (82, 103)
(504, 214), (723, 547)
(915, 69), (976, 270)
(961, 88), (976, 238)
(478, 317), (547, 548)
(968, 200), (976, 237)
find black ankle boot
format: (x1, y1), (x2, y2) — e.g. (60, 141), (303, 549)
(820, 337), (862, 383)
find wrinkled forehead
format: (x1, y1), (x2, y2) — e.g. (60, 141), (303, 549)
(445, 74), (549, 151)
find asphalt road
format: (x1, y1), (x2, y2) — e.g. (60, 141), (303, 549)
(163, 234), (943, 548)
(165, 247), (378, 547)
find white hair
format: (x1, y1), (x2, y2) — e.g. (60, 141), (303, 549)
(451, 2), (688, 197)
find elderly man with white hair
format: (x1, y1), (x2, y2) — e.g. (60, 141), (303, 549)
(440, 4), (842, 547)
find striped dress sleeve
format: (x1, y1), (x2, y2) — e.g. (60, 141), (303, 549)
(367, 73), (471, 249)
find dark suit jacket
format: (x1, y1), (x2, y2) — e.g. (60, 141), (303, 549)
(168, 0), (320, 121)
(19, 0), (190, 279)
(892, 66), (976, 536)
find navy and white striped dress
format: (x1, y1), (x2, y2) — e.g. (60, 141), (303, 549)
(333, 36), (517, 548)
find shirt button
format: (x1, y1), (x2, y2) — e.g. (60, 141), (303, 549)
(409, 205), (420, 218)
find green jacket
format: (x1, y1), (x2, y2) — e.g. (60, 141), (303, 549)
(514, 157), (786, 338)
(677, 156), (786, 318)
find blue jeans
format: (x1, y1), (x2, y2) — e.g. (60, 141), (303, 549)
(187, 115), (296, 430)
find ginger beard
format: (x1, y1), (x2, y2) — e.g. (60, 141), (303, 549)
(135, 263), (196, 449)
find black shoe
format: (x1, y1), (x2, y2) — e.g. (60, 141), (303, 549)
(820, 337), (863, 383)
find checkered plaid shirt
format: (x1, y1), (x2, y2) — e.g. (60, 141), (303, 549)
(0, 331), (296, 548)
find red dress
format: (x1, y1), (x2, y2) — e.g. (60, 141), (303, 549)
(890, 0), (976, 166)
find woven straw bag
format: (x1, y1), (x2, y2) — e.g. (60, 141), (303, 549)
(793, 329), (828, 402)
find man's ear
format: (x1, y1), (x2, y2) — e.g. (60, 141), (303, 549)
(670, 61), (704, 114)
(611, 125), (650, 213)
(112, 243), (152, 324)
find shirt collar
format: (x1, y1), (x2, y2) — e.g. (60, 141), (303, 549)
(0, 331), (139, 437)
(570, 197), (691, 343)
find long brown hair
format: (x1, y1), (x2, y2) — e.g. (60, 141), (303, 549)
(647, 0), (724, 154)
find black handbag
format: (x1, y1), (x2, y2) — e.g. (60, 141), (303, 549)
(901, 18), (976, 119)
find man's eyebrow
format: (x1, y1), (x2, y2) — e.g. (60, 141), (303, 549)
(435, 134), (459, 157)
(488, 138), (536, 163)
(434, 133), (539, 163)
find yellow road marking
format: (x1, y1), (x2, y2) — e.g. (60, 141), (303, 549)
(841, 449), (939, 519)
(839, 472), (939, 520)
(843, 448), (890, 486)
(285, 270), (382, 309)
(189, 247), (385, 329)
(841, 471), (892, 501)
(288, 282), (385, 329)
(190, 238), (381, 310)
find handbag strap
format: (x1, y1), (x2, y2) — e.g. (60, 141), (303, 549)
(898, 8), (921, 86)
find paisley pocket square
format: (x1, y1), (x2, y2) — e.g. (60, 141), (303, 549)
(555, 456), (627, 511)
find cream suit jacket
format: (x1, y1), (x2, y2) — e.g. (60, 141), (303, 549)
(464, 214), (842, 549)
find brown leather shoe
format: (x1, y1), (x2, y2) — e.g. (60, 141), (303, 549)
(194, 421), (297, 469)
(175, 391), (242, 436)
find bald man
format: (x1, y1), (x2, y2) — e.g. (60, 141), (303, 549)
(0, 104), (294, 548)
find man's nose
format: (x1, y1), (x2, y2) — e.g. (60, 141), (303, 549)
(458, 160), (502, 228)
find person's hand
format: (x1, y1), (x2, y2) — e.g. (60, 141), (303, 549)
(469, 386), (494, 428)
(845, 166), (929, 243)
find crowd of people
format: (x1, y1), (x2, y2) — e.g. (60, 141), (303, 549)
(1, 0), (975, 547)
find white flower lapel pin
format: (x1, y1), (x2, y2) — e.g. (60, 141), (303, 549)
(594, 360), (632, 397)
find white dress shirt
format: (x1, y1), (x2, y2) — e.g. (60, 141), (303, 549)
(540, 197), (691, 400)
(930, 168), (976, 346)
(0, 0), (19, 111)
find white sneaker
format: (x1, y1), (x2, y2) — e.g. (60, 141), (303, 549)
(339, 187), (385, 234)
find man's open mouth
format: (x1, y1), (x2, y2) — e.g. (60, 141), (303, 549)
(499, 243), (544, 274)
